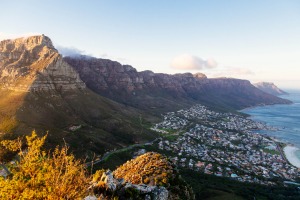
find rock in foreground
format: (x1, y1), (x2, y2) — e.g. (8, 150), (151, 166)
(89, 152), (194, 200)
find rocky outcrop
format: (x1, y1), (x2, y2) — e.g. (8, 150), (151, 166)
(253, 82), (288, 96)
(89, 153), (194, 200)
(90, 170), (169, 200)
(114, 152), (174, 186)
(0, 35), (85, 92)
(64, 56), (291, 110)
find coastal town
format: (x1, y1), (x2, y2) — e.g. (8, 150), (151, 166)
(151, 105), (300, 185)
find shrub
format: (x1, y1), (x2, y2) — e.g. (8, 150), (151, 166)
(113, 152), (174, 186)
(0, 131), (90, 199)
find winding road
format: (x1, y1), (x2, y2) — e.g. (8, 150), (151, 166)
(84, 138), (160, 167)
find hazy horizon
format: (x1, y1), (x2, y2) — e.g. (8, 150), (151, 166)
(1, 0), (299, 89)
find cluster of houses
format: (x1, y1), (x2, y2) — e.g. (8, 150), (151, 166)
(152, 104), (300, 185)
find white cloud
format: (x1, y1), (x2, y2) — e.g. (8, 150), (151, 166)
(99, 53), (108, 58)
(229, 67), (254, 76)
(55, 45), (85, 57)
(56, 46), (129, 64)
(206, 58), (218, 69)
(0, 32), (41, 41)
(96, 53), (129, 63)
(170, 54), (217, 70)
(209, 66), (255, 78)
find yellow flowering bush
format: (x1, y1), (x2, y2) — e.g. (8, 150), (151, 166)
(0, 131), (90, 199)
(113, 152), (174, 186)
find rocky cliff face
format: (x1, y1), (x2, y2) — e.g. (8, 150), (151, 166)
(0, 35), (85, 92)
(64, 56), (207, 95)
(253, 82), (287, 96)
(64, 56), (291, 111)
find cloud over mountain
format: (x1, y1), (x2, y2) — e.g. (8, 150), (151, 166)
(170, 54), (217, 70)
(0, 32), (41, 41)
(55, 46), (85, 57)
(209, 67), (255, 78)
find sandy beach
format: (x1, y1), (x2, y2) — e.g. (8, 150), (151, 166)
(284, 146), (300, 168)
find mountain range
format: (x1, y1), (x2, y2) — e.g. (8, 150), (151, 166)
(0, 35), (291, 158)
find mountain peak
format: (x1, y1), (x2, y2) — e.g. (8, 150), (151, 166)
(0, 35), (85, 92)
(193, 72), (207, 79)
(253, 82), (287, 96)
(22, 34), (55, 50)
(0, 34), (56, 53)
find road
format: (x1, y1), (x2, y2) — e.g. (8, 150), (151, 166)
(275, 142), (288, 163)
(84, 138), (160, 167)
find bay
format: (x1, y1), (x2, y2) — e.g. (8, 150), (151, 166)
(243, 90), (300, 167)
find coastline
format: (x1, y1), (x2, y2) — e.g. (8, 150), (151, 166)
(283, 146), (300, 168)
(240, 101), (294, 112)
(241, 91), (300, 168)
(240, 91), (295, 112)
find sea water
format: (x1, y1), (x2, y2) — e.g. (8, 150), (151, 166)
(243, 90), (300, 167)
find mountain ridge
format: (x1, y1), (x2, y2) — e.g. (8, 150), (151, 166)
(64, 55), (291, 112)
(0, 35), (292, 158)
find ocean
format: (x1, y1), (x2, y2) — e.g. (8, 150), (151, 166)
(242, 90), (300, 167)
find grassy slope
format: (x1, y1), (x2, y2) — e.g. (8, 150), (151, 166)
(0, 89), (26, 133)
(0, 87), (159, 159)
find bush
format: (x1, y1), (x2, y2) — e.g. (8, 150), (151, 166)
(113, 152), (174, 186)
(0, 131), (90, 199)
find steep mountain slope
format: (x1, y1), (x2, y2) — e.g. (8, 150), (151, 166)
(0, 35), (157, 158)
(64, 56), (291, 112)
(0, 35), (85, 91)
(254, 82), (288, 96)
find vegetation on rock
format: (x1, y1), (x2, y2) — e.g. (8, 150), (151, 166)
(114, 152), (174, 186)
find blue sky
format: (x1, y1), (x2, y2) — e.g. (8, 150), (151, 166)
(1, 0), (300, 89)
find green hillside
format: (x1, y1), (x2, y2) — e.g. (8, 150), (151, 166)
(0, 87), (158, 159)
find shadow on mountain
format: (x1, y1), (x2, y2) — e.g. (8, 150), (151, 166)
(12, 84), (158, 158)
